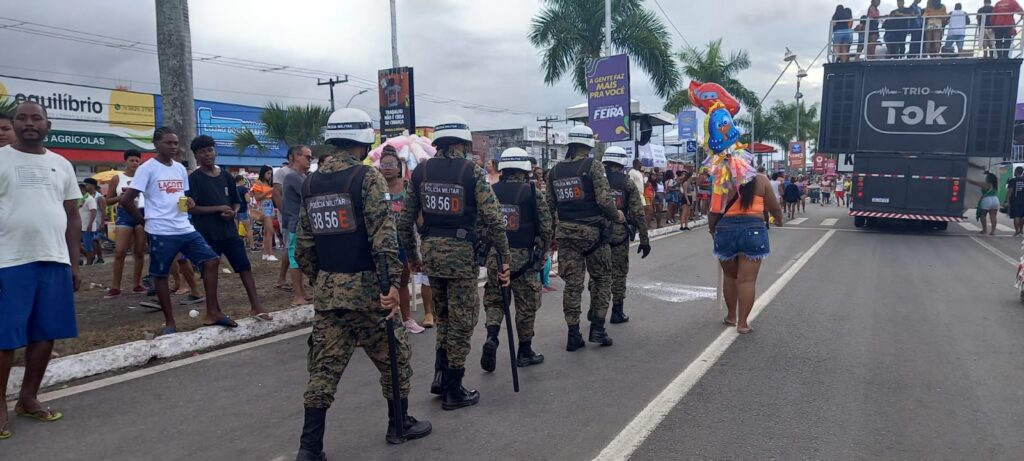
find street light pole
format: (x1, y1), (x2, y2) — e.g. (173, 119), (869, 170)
(389, 0), (400, 67)
(604, 0), (612, 56)
(751, 48), (797, 168)
(345, 89), (369, 108)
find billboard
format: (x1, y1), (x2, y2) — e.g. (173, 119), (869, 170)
(378, 67), (415, 138)
(789, 141), (806, 168)
(0, 75), (156, 151)
(585, 54), (631, 142)
(819, 60), (1020, 157)
(825, 158), (837, 176)
(194, 99), (284, 157)
(812, 152), (827, 173)
(677, 110), (697, 140)
(524, 126), (568, 145)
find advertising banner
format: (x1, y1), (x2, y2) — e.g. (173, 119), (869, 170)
(789, 141), (806, 169)
(812, 152), (827, 173)
(677, 110), (697, 140)
(608, 140), (636, 162)
(192, 99), (284, 158)
(524, 126), (568, 145)
(0, 76), (156, 151)
(585, 54), (631, 142)
(378, 67), (415, 138)
(825, 158), (837, 176)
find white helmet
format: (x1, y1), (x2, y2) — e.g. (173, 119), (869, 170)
(567, 125), (595, 148)
(324, 108), (375, 145)
(602, 146), (630, 167)
(432, 115), (473, 144)
(498, 147), (533, 172)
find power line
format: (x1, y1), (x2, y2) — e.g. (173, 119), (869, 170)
(651, 0), (691, 48)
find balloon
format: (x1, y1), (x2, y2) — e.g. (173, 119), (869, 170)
(688, 81), (740, 116)
(691, 80), (755, 214)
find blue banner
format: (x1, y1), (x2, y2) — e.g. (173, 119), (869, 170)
(677, 110), (697, 140)
(155, 96), (286, 166)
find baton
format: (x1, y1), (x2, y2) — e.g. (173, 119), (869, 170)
(376, 253), (404, 440)
(495, 252), (520, 393)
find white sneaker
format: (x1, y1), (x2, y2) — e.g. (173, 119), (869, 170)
(263, 255), (279, 262)
(404, 319), (425, 334)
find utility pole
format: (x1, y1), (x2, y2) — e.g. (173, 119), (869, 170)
(604, 0), (612, 56)
(155, 0), (196, 166)
(389, 0), (400, 67)
(537, 116), (560, 172)
(318, 76), (349, 111)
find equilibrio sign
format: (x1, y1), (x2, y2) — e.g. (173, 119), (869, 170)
(819, 59), (1020, 157)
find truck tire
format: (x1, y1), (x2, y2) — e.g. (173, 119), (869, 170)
(854, 216), (866, 228)
(932, 222), (948, 231)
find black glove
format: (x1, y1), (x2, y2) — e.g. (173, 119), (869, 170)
(637, 243), (651, 259)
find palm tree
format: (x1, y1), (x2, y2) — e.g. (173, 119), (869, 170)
(232, 103), (332, 153)
(0, 96), (16, 115)
(663, 39), (759, 114)
(528, 0), (680, 98)
(736, 100), (820, 149)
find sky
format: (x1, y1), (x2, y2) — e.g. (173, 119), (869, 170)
(0, 0), (965, 137)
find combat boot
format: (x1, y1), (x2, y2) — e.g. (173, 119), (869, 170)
(430, 348), (447, 396)
(566, 324), (586, 352)
(610, 301), (630, 324)
(480, 325), (500, 373)
(385, 398), (432, 444)
(295, 407), (328, 461)
(588, 319), (614, 346)
(516, 341), (544, 367)
(441, 367), (480, 410)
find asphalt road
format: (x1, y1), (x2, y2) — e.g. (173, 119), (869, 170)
(4, 205), (1022, 461)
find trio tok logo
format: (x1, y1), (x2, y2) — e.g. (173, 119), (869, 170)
(863, 86), (967, 136)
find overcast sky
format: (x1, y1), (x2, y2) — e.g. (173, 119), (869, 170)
(1, 0), (987, 135)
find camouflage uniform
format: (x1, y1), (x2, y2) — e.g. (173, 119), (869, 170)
(547, 152), (620, 326)
(397, 149), (510, 369)
(296, 154), (410, 407)
(483, 175), (554, 343)
(590, 165), (649, 305)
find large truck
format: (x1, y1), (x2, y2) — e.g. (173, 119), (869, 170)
(819, 50), (1021, 230)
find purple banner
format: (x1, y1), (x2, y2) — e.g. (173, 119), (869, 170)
(1016, 103), (1024, 122)
(586, 54), (631, 142)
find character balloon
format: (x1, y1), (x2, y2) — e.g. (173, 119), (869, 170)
(690, 81), (756, 214)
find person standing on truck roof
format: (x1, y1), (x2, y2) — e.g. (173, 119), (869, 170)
(1004, 167), (1024, 236)
(970, 172), (1001, 236)
(992, 0), (1024, 59)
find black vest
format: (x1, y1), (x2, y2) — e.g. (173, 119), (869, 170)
(550, 158), (601, 221)
(492, 181), (538, 249)
(411, 157), (478, 240)
(606, 169), (629, 212)
(301, 166), (374, 274)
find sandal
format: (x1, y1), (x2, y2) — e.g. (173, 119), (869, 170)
(203, 315), (238, 328)
(275, 284), (294, 292)
(723, 318), (737, 326)
(15, 407), (63, 422)
(737, 327), (753, 334)
(0, 421), (10, 440)
(253, 312), (274, 321)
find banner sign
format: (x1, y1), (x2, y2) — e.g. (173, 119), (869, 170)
(608, 140), (636, 162)
(837, 153), (855, 172)
(193, 99), (284, 157)
(812, 152), (827, 173)
(825, 158), (837, 176)
(378, 67), (416, 138)
(0, 76), (156, 151)
(789, 141), (806, 169)
(585, 54), (631, 142)
(523, 126), (568, 145)
(677, 110), (697, 140)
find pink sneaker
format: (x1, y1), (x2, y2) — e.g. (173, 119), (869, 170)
(104, 288), (122, 299)
(404, 319), (425, 334)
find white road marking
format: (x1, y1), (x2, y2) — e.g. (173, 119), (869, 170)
(788, 218), (807, 225)
(959, 222), (982, 232)
(630, 282), (717, 303)
(820, 218), (838, 227)
(969, 236), (1018, 266)
(593, 230), (836, 461)
(776, 251), (803, 274)
(997, 224), (1014, 232)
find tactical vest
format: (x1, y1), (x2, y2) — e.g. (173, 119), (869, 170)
(301, 166), (374, 274)
(492, 181), (538, 249)
(606, 169), (629, 212)
(550, 157), (601, 221)
(411, 157), (478, 240)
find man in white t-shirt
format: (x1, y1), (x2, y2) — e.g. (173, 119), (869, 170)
(79, 179), (100, 265)
(629, 158), (647, 206)
(120, 126), (236, 335)
(946, 3), (970, 53)
(0, 102), (82, 436)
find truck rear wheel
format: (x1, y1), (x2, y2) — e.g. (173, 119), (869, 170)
(932, 222), (949, 231)
(854, 216), (866, 228)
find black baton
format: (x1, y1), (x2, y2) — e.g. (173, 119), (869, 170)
(495, 252), (520, 393)
(376, 253), (404, 440)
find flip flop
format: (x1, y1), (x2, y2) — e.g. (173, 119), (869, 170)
(275, 284), (294, 292)
(203, 315), (238, 328)
(737, 327), (753, 334)
(15, 407), (63, 422)
(159, 326), (177, 335)
(140, 300), (162, 310)
(723, 318), (737, 326)
(254, 312), (274, 321)
(0, 421), (10, 440)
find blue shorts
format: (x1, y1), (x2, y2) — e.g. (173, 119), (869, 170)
(236, 211), (250, 222)
(148, 232), (220, 277)
(81, 231), (96, 252)
(833, 29), (853, 44)
(287, 232), (299, 270)
(0, 262), (78, 349)
(115, 206), (144, 228)
(713, 216), (770, 261)
(207, 238), (252, 273)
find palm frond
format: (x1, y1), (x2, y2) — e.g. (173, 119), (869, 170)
(0, 96), (16, 115)
(232, 128), (266, 154)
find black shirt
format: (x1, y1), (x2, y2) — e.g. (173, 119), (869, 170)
(236, 185), (249, 214)
(1009, 176), (1024, 204)
(187, 167), (241, 242)
(833, 9), (853, 30)
(978, 5), (994, 27)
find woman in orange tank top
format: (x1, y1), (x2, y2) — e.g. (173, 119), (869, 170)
(708, 173), (784, 334)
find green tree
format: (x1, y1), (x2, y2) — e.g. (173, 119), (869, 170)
(735, 100), (820, 148)
(232, 103), (332, 153)
(0, 96), (16, 115)
(528, 0), (680, 98)
(663, 39), (759, 114)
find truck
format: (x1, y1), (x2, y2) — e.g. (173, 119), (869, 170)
(818, 28), (1021, 230)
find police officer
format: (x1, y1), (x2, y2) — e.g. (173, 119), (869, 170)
(546, 125), (625, 351)
(293, 108), (430, 461)
(593, 146), (651, 324)
(398, 115), (510, 410)
(480, 148), (554, 372)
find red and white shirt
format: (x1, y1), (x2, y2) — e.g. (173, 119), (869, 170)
(129, 158), (195, 235)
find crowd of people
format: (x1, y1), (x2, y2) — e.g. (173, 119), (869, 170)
(831, 0), (1023, 61)
(766, 172), (852, 220)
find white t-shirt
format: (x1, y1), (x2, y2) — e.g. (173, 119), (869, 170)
(769, 179), (781, 200)
(0, 145), (81, 269)
(628, 168), (646, 205)
(835, 179), (845, 192)
(129, 158), (195, 236)
(116, 172), (145, 209)
(80, 194), (98, 232)
(949, 10), (967, 34)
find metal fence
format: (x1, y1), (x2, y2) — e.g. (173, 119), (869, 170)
(828, 11), (1024, 62)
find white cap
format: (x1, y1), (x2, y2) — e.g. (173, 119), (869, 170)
(432, 115), (473, 144)
(567, 125), (595, 148)
(602, 146), (629, 167)
(324, 108), (375, 145)
(498, 147), (533, 172)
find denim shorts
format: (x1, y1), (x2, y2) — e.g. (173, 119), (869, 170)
(81, 231), (96, 252)
(0, 262), (78, 349)
(148, 231), (219, 277)
(713, 216), (770, 261)
(236, 211), (250, 222)
(833, 29), (853, 44)
(115, 206), (144, 228)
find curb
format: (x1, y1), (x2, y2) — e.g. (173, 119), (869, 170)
(5, 218), (709, 396)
